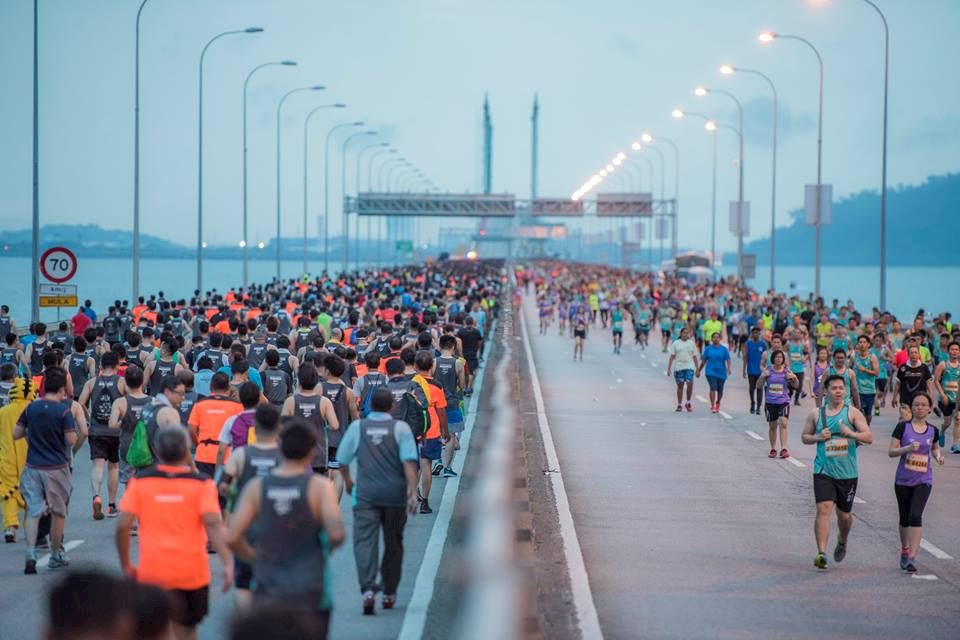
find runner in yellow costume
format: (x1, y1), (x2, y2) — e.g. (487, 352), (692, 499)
(0, 377), (35, 542)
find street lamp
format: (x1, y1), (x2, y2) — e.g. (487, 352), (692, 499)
(368, 148), (396, 266)
(695, 85), (746, 281)
(303, 106), (348, 276)
(242, 60), (296, 287)
(641, 132), (681, 258)
(355, 142), (388, 267)
(760, 30), (825, 297)
(196, 26), (262, 294)
(341, 130), (376, 272)
(324, 121), (364, 274)
(275, 85), (325, 282)
(640, 144), (667, 263)
(720, 63), (778, 291)
(388, 162), (412, 192)
(378, 157), (405, 190)
(132, 0), (151, 302)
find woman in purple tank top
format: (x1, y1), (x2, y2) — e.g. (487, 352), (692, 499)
(812, 346), (830, 405)
(888, 392), (944, 573)
(756, 351), (799, 460)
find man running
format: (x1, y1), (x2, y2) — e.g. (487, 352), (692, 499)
(853, 335), (880, 424)
(743, 327), (767, 415)
(78, 351), (126, 520)
(666, 327), (699, 412)
(933, 340), (960, 452)
(801, 374), (873, 570)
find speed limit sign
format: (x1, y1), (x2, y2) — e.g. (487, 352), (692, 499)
(40, 246), (78, 284)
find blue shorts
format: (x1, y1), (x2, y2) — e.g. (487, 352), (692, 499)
(673, 369), (694, 384)
(446, 406), (464, 424)
(420, 438), (442, 461)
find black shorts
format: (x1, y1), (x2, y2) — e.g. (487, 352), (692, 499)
(940, 399), (957, 416)
(195, 462), (216, 479)
(876, 378), (888, 393)
(661, 329), (671, 338)
(235, 558), (254, 590)
(89, 435), (120, 463)
(574, 330), (586, 339)
(465, 358), (479, 374)
(813, 474), (858, 513)
(312, 466), (328, 475)
(169, 586), (209, 628)
(327, 446), (340, 470)
(764, 402), (790, 423)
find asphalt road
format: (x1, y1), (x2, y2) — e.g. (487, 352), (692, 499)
(520, 296), (960, 640)
(0, 328), (498, 640)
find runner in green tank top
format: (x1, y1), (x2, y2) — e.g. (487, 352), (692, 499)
(933, 341), (960, 451)
(802, 373), (873, 571)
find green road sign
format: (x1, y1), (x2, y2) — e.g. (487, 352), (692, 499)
(395, 240), (414, 252)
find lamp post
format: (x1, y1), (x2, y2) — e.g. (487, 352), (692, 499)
(196, 26), (262, 294)
(641, 133), (680, 258)
(760, 31), (824, 297)
(324, 121), (363, 274)
(720, 64), (778, 291)
(379, 157), (405, 190)
(855, 0), (890, 310)
(341, 130), (376, 272)
(696, 86), (745, 281)
(31, 0), (39, 322)
(643, 145), (667, 263)
(275, 85), (325, 282)
(132, 0), (151, 302)
(303, 107), (348, 276)
(355, 142), (388, 267)
(368, 148), (396, 268)
(243, 60), (296, 288)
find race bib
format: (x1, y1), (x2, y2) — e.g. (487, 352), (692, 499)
(825, 437), (849, 458)
(905, 452), (929, 473)
(945, 380), (959, 394)
(769, 383), (785, 395)
(790, 352), (802, 362)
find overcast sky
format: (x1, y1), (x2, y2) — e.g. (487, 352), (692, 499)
(1, 0), (957, 256)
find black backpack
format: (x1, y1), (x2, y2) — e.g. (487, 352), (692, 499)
(386, 378), (427, 437)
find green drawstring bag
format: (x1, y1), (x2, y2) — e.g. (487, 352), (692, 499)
(126, 419), (154, 468)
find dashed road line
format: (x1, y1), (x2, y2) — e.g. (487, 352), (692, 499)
(853, 497), (866, 504)
(695, 395), (708, 403)
(37, 540), (84, 568)
(744, 430), (764, 441)
(786, 457), (806, 468)
(719, 410), (733, 420)
(912, 574), (939, 581)
(921, 539), (954, 560)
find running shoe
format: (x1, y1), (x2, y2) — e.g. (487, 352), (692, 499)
(873, 405), (880, 417)
(48, 552), (70, 569)
(675, 405), (682, 413)
(92, 496), (104, 521)
(711, 405), (718, 414)
(779, 449), (790, 459)
(749, 405), (755, 414)
(432, 463), (443, 477)
(3, 527), (14, 543)
(24, 558), (37, 575)
(362, 590), (376, 615)
(685, 402), (693, 412)
(106, 504), (118, 518)
(382, 594), (396, 610)
(900, 552), (910, 571)
(442, 467), (458, 478)
(814, 553), (828, 570)
(768, 449), (777, 458)
(939, 433), (946, 448)
(951, 443), (960, 454)
(833, 541), (847, 563)
(419, 499), (433, 514)
(905, 559), (918, 573)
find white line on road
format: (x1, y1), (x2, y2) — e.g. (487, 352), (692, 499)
(398, 322), (496, 640)
(519, 310), (604, 640)
(37, 540), (84, 568)
(744, 430), (764, 441)
(912, 574), (939, 581)
(719, 410), (733, 419)
(853, 497), (867, 504)
(921, 539), (954, 560)
(695, 395), (707, 403)
(640, 353), (647, 359)
(650, 361), (659, 368)
(786, 457), (806, 468)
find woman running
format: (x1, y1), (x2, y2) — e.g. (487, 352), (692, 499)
(888, 392), (944, 573)
(611, 302), (625, 355)
(573, 312), (587, 362)
(787, 329), (808, 406)
(757, 350), (799, 459)
(557, 298), (569, 336)
(872, 332), (891, 415)
(696, 332), (731, 413)
(812, 346), (830, 408)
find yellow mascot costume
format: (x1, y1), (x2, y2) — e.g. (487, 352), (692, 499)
(0, 377), (35, 541)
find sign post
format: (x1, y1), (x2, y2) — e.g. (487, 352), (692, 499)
(38, 246), (78, 319)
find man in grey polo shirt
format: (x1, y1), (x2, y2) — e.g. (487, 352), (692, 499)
(337, 387), (418, 615)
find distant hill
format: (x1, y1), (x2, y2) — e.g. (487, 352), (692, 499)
(724, 172), (960, 265)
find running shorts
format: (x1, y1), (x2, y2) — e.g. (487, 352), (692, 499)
(939, 399), (956, 416)
(89, 435), (120, 463)
(813, 473), (858, 513)
(235, 558), (254, 590)
(764, 402), (790, 423)
(673, 369), (694, 384)
(420, 438), (442, 461)
(20, 466), (72, 518)
(169, 586), (209, 628)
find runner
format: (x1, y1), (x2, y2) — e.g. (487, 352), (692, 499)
(872, 332), (892, 415)
(756, 350), (799, 459)
(666, 327), (698, 413)
(892, 345), (934, 422)
(77, 351), (126, 520)
(610, 302), (626, 355)
(933, 341), (960, 451)
(696, 331), (730, 414)
(743, 326), (767, 415)
(811, 346), (831, 408)
(817, 349), (860, 411)
(412, 351), (448, 515)
(572, 313), (587, 362)
(888, 392), (944, 573)
(633, 300), (652, 349)
(280, 362), (340, 475)
(226, 419), (345, 639)
(116, 427), (233, 640)
(433, 335), (466, 477)
(853, 335), (880, 424)
(786, 329), (808, 406)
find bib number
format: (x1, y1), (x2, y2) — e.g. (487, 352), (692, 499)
(944, 380), (959, 394)
(769, 383), (784, 395)
(825, 437), (849, 458)
(905, 452), (929, 473)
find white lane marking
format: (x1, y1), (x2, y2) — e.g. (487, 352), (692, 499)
(398, 321), (496, 639)
(912, 574), (939, 581)
(695, 395), (708, 403)
(519, 309), (604, 639)
(853, 497), (867, 504)
(650, 361), (658, 368)
(744, 430), (764, 441)
(37, 539), (84, 568)
(719, 410), (733, 419)
(640, 353), (647, 359)
(920, 539), (954, 560)
(786, 457), (806, 468)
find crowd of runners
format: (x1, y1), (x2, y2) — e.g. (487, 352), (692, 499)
(526, 262), (958, 573)
(0, 260), (502, 639)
